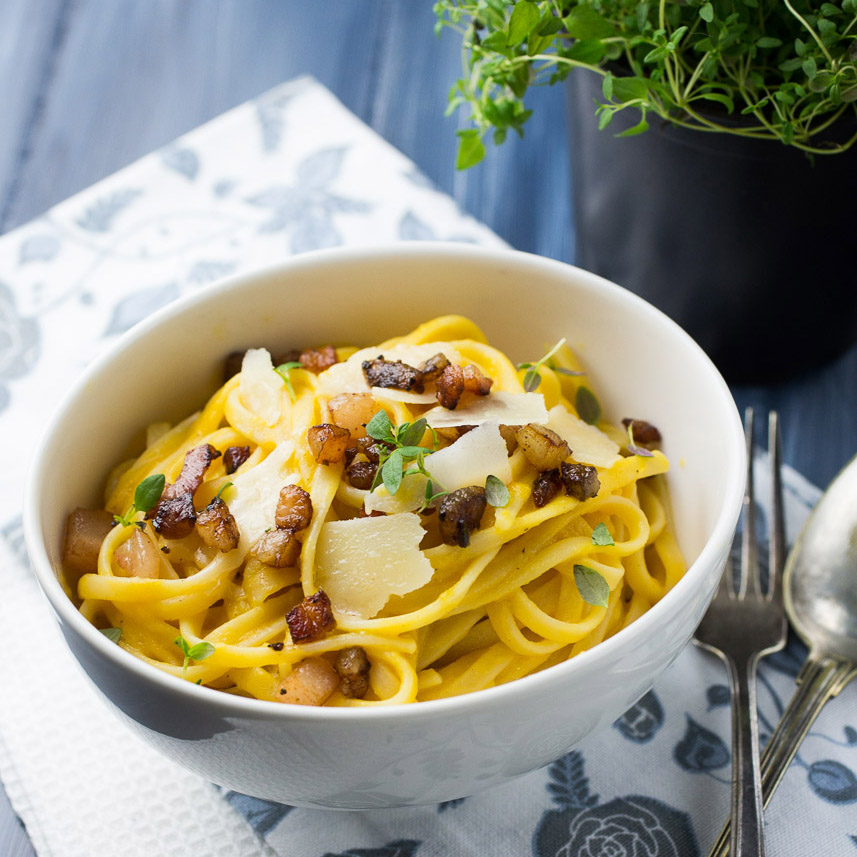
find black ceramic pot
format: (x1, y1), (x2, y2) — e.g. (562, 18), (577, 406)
(567, 72), (857, 383)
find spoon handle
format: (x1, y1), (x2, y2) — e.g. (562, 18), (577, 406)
(708, 652), (857, 857)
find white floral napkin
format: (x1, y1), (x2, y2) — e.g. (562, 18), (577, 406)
(1, 76), (855, 857)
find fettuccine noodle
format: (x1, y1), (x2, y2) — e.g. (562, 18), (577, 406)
(66, 316), (685, 706)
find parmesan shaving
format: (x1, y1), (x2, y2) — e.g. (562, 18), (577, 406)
(227, 441), (298, 548)
(239, 348), (282, 426)
(546, 405), (620, 468)
(364, 422), (512, 515)
(423, 391), (548, 428)
(315, 513), (435, 619)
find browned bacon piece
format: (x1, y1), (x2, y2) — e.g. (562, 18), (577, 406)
(223, 445), (251, 474)
(462, 364), (493, 395)
(416, 352), (450, 383)
(149, 493), (197, 539)
(63, 508), (115, 580)
(327, 392), (378, 439)
(275, 485), (313, 531)
(161, 444), (222, 501)
(147, 443), (222, 539)
(560, 462), (601, 501)
(361, 356), (424, 392)
(250, 528), (302, 568)
(622, 418), (662, 448)
(438, 486), (488, 547)
(354, 436), (390, 462)
(334, 647), (371, 699)
(115, 528), (161, 578)
(286, 589), (335, 642)
(299, 345), (337, 373)
(345, 458), (377, 490)
(275, 658), (340, 706)
(436, 363), (465, 410)
(532, 468), (563, 508)
(516, 424), (571, 472)
(196, 497), (240, 552)
(498, 424), (520, 455)
(307, 423), (351, 465)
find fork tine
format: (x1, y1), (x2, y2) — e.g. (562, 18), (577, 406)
(767, 410), (785, 601)
(740, 407), (759, 598)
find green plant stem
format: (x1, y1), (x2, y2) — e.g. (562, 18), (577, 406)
(782, 0), (835, 67)
(683, 52), (712, 100)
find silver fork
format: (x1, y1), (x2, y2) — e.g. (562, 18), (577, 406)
(693, 409), (787, 857)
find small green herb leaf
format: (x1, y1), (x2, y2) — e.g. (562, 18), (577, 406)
(188, 641), (215, 661)
(115, 473), (166, 526)
(215, 481), (234, 500)
(523, 367), (541, 391)
(485, 474), (510, 507)
(508, 0), (540, 46)
(381, 449), (404, 495)
(421, 478), (449, 512)
(575, 387), (601, 424)
(517, 338), (568, 393)
(397, 418), (428, 448)
(175, 635), (215, 679)
(563, 5), (614, 39)
(366, 410), (395, 443)
(573, 564), (610, 607)
(134, 474), (166, 514)
(592, 522), (615, 546)
(456, 129), (486, 170)
(617, 117), (650, 137)
(100, 627), (122, 643)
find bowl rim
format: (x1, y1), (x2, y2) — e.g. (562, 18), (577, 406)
(24, 241), (746, 724)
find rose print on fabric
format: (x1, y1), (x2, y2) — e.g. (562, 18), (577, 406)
(533, 751), (699, 857)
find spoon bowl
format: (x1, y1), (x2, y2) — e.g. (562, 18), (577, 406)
(785, 452), (857, 663)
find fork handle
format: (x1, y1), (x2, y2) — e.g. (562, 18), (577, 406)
(708, 652), (857, 857)
(725, 652), (767, 857)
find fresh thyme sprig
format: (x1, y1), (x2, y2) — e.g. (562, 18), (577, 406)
(366, 410), (439, 495)
(275, 361), (303, 403)
(174, 635), (215, 679)
(113, 474), (166, 527)
(516, 338), (583, 392)
(435, 0), (857, 167)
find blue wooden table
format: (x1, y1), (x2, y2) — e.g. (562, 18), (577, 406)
(2, 3), (856, 854)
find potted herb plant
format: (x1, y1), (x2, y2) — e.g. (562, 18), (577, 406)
(435, 0), (857, 381)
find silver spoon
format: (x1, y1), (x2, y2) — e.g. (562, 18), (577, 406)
(710, 453), (857, 855)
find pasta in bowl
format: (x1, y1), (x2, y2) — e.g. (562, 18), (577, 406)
(26, 244), (744, 807)
(64, 315), (685, 707)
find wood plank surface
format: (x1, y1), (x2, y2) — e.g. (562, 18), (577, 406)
(1, 3), (856, 855)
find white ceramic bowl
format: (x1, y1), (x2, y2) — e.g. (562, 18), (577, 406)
(25, 244), (745, 809)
